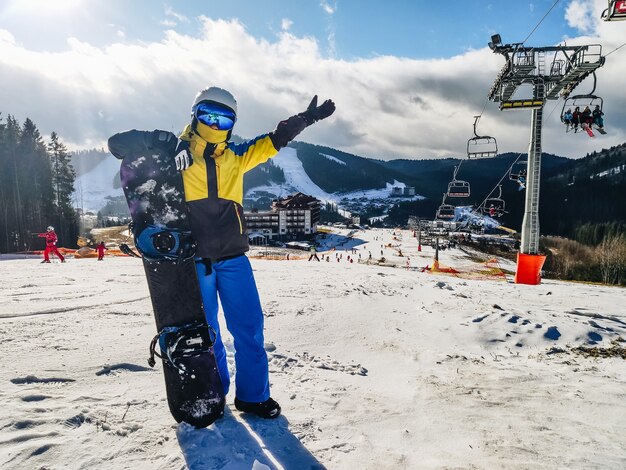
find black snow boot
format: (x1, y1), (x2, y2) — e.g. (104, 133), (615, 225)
(234, 397), (281, 419)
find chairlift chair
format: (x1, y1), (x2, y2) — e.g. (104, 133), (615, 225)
(483, 185), (505, 217)
(447, 180), (471, 198)
(509, 161), (527, 183)
(446, 165), (471, 197)
(436, 194), (456, 220)
(602, 0), (626, 20)
(467, 116), (498, 159)
(560, 95), (604, 132)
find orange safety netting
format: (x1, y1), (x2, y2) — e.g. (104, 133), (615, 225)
(429, 258), (507, 281)
(27, 247), (130, 258)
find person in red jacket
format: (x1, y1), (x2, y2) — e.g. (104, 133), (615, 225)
(38, 226), (65, 263)
(95, 241), (108, 260)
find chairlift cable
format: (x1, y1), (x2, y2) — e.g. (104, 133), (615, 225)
(605, 40), (626, 57)
(521, 0), (562, 44)
(545, 96), (563, 121)
(469, 151), (526, 217)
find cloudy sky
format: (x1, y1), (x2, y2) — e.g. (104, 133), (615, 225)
(0, 0), (624, 160)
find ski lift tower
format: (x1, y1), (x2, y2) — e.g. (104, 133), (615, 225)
(487, 35), (605, 284)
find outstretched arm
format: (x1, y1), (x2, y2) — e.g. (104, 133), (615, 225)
(269, 95), (335, 150)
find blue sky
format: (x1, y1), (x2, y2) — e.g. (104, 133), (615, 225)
(0, 0), (624, 159)
(0, 1), (581, 58)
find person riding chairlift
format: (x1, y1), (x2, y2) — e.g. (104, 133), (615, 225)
(572, 106), (581, 132)
(592, 105), (604, 130)
(563, 108), (573, 130)
(581, 106), (593, 129)
(517, 169), (527, 191)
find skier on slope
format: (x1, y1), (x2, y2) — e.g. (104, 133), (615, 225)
(108, 87), (335, 419)
(38, 226), (65, 263)
(95, 241), (108, 261)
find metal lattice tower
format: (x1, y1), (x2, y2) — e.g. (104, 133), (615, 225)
(487, 36), (605, 254)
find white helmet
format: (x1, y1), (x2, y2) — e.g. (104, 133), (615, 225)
(47, 226), (54, 231)
(191, 86), (237, 116)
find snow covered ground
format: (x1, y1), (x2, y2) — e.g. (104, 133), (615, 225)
(1, 228), (625, 469)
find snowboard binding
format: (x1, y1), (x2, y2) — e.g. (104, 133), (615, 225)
(135, 224), (197, 264)
(148, 321), (217, 372)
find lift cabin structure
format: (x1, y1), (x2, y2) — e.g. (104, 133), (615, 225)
(602, 0), (626, 20)
(487, 35), (605, 284)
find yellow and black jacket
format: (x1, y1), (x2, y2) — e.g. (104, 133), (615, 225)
(178, 125), (278, 259)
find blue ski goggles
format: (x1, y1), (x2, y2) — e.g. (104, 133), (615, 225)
(193, 102), (236, 130)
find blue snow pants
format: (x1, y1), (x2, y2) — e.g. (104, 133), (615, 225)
(195, 255), (270, 403)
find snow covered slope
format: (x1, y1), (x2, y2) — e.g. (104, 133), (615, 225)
(1, 228), (625, 469)
(73, 153), (124, 212)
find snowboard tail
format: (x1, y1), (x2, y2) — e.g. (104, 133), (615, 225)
(119, 148), (225, 428)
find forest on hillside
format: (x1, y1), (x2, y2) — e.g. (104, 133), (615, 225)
(0, 114), (78, 252)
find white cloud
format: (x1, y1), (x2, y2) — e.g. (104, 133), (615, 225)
(565, 0), (596, 33)
(529, 3), (535, 13)
(320, 1), (336, 15)
(281, 18), (293, 31)
(0, 1), (623, 161)
(164, 5), (189, 25)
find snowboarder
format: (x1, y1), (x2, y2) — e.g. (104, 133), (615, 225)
(95, 241), (108, 260)
(38, 226), (65, 263)
(111, 87), (334, 419)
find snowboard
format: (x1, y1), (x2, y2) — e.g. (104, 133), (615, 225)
(582, 123), (595, 138)
(596, 127), (607, 135)
(119, 147), (225, 428)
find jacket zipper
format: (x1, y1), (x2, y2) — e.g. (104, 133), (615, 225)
(234, 202), (243, 235)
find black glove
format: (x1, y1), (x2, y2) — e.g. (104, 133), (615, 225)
(270, 95), (336, 150)
(298, 95), (336, 125)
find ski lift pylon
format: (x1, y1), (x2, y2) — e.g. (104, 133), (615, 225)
(602, 0), (626, 20)
(467, 116), (498, 159)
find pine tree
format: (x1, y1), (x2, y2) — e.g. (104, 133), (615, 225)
(48, 132), (78, 244)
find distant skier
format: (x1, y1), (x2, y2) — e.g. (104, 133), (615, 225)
(95, 241), (108, 261)
(308, 246), (320, 262)
(38, 226), (65, 263)
(108, 86), (334, 419)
